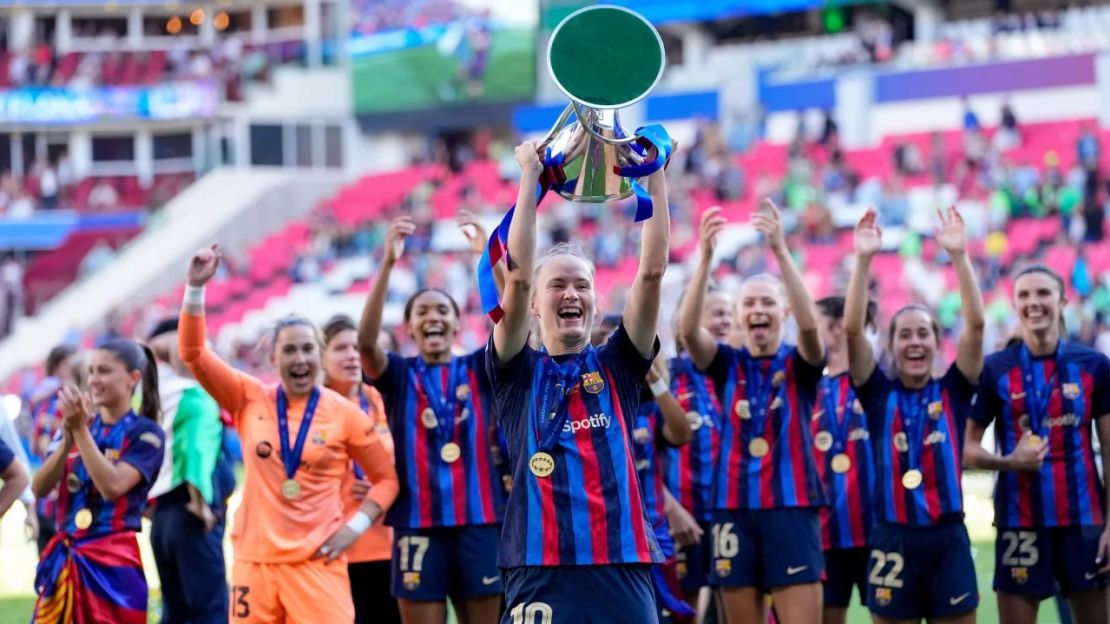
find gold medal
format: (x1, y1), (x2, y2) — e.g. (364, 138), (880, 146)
(66, 472), (81, 493)
(74, 508), (93, 530)
(748, 437), (770, 458)
(529, 451), (555, 477)
(440, 442), (461, 463)
(831, 453), (852, 474)
(901, 469), (923, 490)
(687, 412), (703, 431)
(814, 431), (833, 452)
(420, 408), (438, 429)
(281, 478), (302, 500)
(1025, 434), (1044, 448)
(456, 385), (470, 401)
(736, 400), (751, 420)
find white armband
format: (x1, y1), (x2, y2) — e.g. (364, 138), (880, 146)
(345, 510), (372, 535)
(649, 378), (668, 398)
(184, 285), (205, 307)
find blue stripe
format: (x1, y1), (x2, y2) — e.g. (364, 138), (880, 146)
(881, 391), (897, 522)
(403, 389), (422, 527)
(1039, 364), (1059, 526)
(608, 394), (638, 563)
(999, 374), (1021, 527)
(1069, 364), (1093, 525)
(777, 389), (798, 507)
(940, 394), (962, 514)
(525, 364), (544, 565)
(832, 470), (851, 548)
(716, 370), (739, 509)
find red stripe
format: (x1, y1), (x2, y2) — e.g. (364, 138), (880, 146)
(785, 361), (809, 505)
(890, 404), (907, 523)
(606, 368), (652, 561)
(1080, 371), (1103, 525)
(726, 361), (747, 509)
(942, 389), (963, 502)
(1046, 360), (1071, 524)
(468, 368), (496, 523)
(1007, 367), (1034, 526)
(570, 392), (610, 563)
(843, 380), (866, 545)
(921, 396), (942, 522)
(444, 367), (467, 525)
(537, 450), (560, 565)
(412, 376), (433, 526)
(111, 437), (131, 531)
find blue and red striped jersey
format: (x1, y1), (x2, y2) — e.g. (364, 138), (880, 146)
(0, 437), (13, 472)
(971, 341), (1110, 528)
(662, 356), (720, 522)
(56, 412), (164, 536)
(706, 343), (827, 510)
(633, 400), (666, 535)
(32, 395), (63, 522)
(487, 323), (664, 568)
(371, 348), (504, 528)
(811, 373), (874, 549)
(856, 364), (974, 526)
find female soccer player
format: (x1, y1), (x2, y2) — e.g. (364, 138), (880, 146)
(845, 207), (984, 624)
(322, 315), (401, 624)
(964, 264), (1110, 624)
(487, 139), (670, 623)
(680, 202), (827, 624)
(359, 217), (506, 624)
(179, 245), (399, 624)
(0, 436), (28, 521)
(812, 295), (876, 624)
(30, 339), (165, 624)
(664, 282), (733, 617)
(30, 344), (80, 552)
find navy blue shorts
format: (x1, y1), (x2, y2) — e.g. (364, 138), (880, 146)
(866, 521), (979, 620)
(822, 547), (869, 608)
(675, 521), (712, 591)
(709, 508), (823, 589)
(391, 524), (503, 601)
(502, 565), (658, 624)
(994, 525), (1110, 598)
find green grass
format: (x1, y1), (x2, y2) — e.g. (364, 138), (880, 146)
(0, 596), (35, 624)
(351, 28), (535, 113)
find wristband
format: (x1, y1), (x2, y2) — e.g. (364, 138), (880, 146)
(184, 285), (205, 307)
(345, 510), (372, 535)
(649, 378), (668, 397)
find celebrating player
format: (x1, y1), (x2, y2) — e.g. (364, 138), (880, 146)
(29, 344), (81, 552)
(487, 139), (670, 623)
(845, 207), (984, 624)
(359, 216), (506, 624)
(964, 264), (1110, 624)
(0, 436), (29, 522)
(812, 296), (877, 624)
(322, 314), (402, 624)
(179, 245), (399, 624)
(30, 339), (165, 624)
(664, 284), (732, 618)
(680, 202), (827, 624)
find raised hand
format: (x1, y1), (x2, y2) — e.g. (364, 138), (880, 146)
(698, 206), (727, 263)
(383, 216), (416, 266)
(853, 208), (882, 258)
(751, 198), (786, 253)
(187, 244), (221, 287)
(515, 140), (544, 177)
(934, 205), (967, 256)
(456, 210), (489, 255)
(57, 385), (92, 431)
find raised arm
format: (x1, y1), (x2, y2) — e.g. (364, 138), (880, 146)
(179, 245), (256, 415)
(679, 207), (726, 371)
(754, 198), (823, 364)
(845, 209), (880, 387)
(459, 210), (505, 296)
(492, 141), (543, 362)
(358, 217), (414, 380)
(623, 167), (670, 357)
(937, 207), (985, 382)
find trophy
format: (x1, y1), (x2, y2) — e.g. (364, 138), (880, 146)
(539, 5), (671, 203)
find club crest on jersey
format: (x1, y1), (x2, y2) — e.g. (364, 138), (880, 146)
(1063, 383), (1080, 399)
(1011, 567), (1029, 585)
(312, 430), (327, 445)
(455, 385), (471, 401)
(875, 588), (892, 606)
(633, 427), (651, 444)
(715, 559), (732, 577)
(402, 572), (420, 590)
(105, 449), (120, 461)
(581, 372), (605, 394)
(928, 401), (943, 419)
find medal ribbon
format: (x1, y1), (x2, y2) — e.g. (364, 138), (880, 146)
(822, 375), (851, 452)
(534, 347), (593, 454)
(741, 344), (789, 440)
(896, 381), (939, 475)
(413, 357), (463, 448)
(276, 387), (321, 481)
(1018, 341), (1064, 437)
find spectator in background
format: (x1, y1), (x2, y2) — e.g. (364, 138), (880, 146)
(88, 178), (119, 211)
(1077, 122), (1101, 171)
(38, 160), (58, 211)
(961, 96), (981, 133)
(8, 190), (35, 219)
(1, 255), (24, 337)
(993, 98), (1021, 151)
(929, 131), (948, 184)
